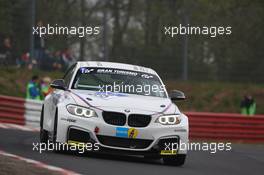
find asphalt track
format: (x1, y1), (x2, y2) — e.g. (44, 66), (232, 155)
(0, 128), (264, 175)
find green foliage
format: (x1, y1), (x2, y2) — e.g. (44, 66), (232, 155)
(0, 67), (63, 97)
(166, 80), (264, 114)
(0, 0), (263, 82)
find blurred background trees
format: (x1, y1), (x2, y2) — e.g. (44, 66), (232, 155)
(0, 0), (263, 82)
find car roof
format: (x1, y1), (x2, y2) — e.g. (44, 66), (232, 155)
(77, 61), (157, 75)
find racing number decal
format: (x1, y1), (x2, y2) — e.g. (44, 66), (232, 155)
(128, 128), (138, 138)
(116, 127), (138, 138)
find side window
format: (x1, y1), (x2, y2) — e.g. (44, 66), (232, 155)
(63, 64), (76, 88)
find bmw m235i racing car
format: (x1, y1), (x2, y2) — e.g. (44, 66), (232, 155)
(40, 61), (189, 166)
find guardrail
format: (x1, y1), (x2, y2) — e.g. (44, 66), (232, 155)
(24, 99), (42, 127)
(1, 95), (264, 142)
(185, 112), (264, 142)
(0, 95), (41, 127)
(0, 95), (25, 125)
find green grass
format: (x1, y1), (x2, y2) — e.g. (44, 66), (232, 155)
(0, 67), (263, 114)
(166, 80), (264, 114)
(0, 67), (63, 98)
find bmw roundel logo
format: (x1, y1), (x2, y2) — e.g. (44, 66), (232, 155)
(124, 109), (130, 113)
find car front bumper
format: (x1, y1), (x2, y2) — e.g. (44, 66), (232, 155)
(56, 107), (189, 155)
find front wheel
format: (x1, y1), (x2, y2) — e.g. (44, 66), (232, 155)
(40, 105), (48, 144)
(52, 109), (64, 153)
(163, 154), (186, 166)
(40, 129), (48, 144)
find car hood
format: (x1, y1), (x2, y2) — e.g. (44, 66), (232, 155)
(70, 90), (177, 114)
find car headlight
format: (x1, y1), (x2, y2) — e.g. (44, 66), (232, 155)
(155, 114), (181, 125)
(66, 104), (97, 118)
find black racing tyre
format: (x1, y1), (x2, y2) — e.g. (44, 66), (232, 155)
(40, 105), (44, 129)
(53, 109), (58, 144)
(40, 106), (48, 144)
(40, 129), (48, 144)
(144, 154), (161, 160)
(163, 154), (186, 166)
(52, 109), (64, 153)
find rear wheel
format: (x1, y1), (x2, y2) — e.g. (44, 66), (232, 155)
(163, 154), (186, 166)
(40, 105), (48, 144)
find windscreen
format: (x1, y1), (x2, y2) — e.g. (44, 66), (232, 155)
(72, 67), (167, 98)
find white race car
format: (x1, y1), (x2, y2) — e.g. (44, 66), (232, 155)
(41, 61), (189, 166)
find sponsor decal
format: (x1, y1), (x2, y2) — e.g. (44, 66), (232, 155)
(160, 150), (177, 155)
(96, 68), (138, 76)
(116, 127), (129, 138)
(80, 68), (94, 74)
(67, 140), (86, 147)
(141, 74), (153, 79)
(61, 118), (76, 123)
(160, 142), (178, 155)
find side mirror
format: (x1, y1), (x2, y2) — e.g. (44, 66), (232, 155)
(169, 90), (186, 101)
(50, 79), (66, 90)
